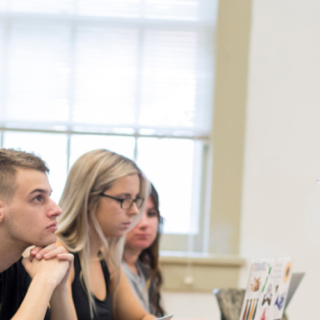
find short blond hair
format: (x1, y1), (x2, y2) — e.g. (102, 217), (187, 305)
(0, 148), (49, 202)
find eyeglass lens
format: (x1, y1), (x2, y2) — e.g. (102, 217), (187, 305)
(122, 198), (143, 209)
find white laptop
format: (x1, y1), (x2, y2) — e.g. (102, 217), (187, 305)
(239, 258), (293, 320)
(283, 272), (304, 311)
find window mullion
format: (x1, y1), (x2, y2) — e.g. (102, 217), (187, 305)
(134, 26), (144, 135)
(0, 130), (3, 148)
(66, 134), (71, 172)
(133, 136), (138, 162)
(66, 20), (77, 171)
(202, 141), (212, 253)
(133, 25), (145, 162)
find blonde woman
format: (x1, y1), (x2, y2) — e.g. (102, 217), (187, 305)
(56, 149), (157, 320)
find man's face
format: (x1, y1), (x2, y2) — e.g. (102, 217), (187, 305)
(2, 168), (62, 248)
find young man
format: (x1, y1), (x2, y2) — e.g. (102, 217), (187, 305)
(0, 149), (76, 320)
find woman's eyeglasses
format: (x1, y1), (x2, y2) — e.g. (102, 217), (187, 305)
(99, 193), (144, 209)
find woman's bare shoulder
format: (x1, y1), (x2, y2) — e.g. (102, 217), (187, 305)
(56, 239), (69, 251)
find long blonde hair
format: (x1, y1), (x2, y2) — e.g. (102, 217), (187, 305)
(57, 149), (149, 317)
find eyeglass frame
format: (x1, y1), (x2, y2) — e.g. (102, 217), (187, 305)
(99, 193), (144, 209)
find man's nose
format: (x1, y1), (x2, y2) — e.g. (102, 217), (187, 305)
(48, 200), (62, 217)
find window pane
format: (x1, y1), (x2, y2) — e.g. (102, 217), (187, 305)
(0, 18), (213, 137)
(6, 0), (73, 14)
(0, 21), (6, 115)
(139, 30), (198, 131)
(5, 22), (70, 127)
(78, 0), (141, 18)
(69, 135), (136, 169)
(137, 137), (202, 234)
(3, 132), (68, 203)
(145, 0), (200, 21)
(73, 26), (138, 127)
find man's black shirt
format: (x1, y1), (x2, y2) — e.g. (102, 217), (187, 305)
(0, 257), (50, 320)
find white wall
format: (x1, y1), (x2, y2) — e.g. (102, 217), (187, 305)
(162, 292), (220, 320)
(239, 1), (320, 320)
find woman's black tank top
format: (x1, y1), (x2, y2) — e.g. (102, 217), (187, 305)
(72, 253), (112, 320)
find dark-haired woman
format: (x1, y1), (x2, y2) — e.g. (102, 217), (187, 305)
(122, 184), (165, 318)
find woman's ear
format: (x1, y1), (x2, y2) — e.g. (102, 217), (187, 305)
(88, 194), (100, 214)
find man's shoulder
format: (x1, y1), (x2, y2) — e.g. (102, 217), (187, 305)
(0, 258), (51, 320)
(1, 257), (30, 284)
(0, 257), (33, 319)
(2, 257), (24, 272)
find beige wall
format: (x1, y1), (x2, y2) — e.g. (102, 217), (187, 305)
(161, 1), (320, 319)
(209, 0), (251, 255)
(158, 1), (253, 317)
(239, 1), (320, 320)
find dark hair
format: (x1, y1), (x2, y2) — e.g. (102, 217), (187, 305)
(138, 184), (165, 317)
(0, 148), (49, 202)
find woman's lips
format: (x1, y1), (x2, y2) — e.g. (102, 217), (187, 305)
(135, 234), (150, 240)
(122, 222), (132, 229)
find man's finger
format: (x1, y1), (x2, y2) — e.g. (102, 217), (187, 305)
(35, 243), (59, 259)
(30, 246), (41, 257)
(43, 247), (66, 259)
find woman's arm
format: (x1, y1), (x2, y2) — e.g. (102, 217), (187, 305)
(49, 257), (77, 320)
(111, 267), (157, 320)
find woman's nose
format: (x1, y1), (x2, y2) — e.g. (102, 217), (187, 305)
(136, 213), (149, 229)
(128, 202), (139, 216)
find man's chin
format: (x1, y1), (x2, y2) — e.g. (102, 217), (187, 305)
(34, 234), (57, 248)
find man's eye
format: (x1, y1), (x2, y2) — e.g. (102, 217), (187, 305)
(34, 195), (42, 202)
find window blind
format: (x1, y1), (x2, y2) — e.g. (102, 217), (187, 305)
(0, 0), (217, 237)
(0, 0), (216, 138)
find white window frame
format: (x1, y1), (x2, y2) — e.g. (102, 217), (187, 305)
(0, 9), (215, 253)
